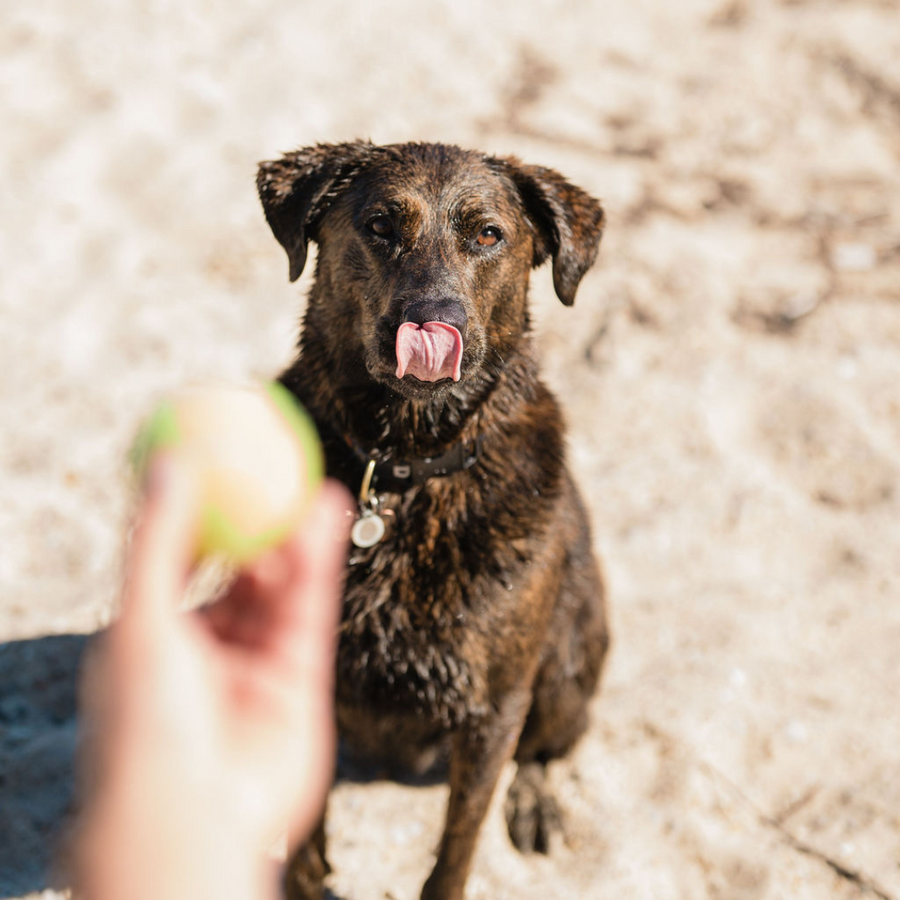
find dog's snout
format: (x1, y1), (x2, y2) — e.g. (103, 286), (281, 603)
(403, 299), (468, 337)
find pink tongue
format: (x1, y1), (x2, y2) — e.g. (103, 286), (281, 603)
(395, 321), (463, 382)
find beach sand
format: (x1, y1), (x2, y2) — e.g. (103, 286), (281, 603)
(2, 1), (899, 897)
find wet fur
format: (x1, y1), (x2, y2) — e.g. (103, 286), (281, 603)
(258, 141), (610, 900)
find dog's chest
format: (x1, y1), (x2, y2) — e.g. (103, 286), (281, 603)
(336, 487), (519, 728)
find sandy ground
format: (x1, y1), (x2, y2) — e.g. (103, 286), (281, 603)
(2, 0), (900, 897)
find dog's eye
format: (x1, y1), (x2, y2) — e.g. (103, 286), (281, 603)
(476, 227), (501, 247)
(367, 216), (394, 238)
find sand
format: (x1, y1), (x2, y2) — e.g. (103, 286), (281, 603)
(2, 0), (899, 897)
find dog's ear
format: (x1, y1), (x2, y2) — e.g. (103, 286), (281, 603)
(495, 158), (605, 306)
(257, 141), (374, 282)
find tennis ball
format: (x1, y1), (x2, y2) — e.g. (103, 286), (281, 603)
(131, 382), (324, 562)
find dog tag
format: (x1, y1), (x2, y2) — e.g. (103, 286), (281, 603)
(352, 457), (386, 548)
(351, 508), (386, 548)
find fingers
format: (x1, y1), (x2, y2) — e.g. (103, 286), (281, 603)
(264, 482), (351, 836)
(285, 480), (353, 658)
(246, 481), (352, 676)
(122, 454), (200, 628)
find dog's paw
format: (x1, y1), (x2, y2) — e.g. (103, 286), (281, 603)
(504, 762), (564, 854)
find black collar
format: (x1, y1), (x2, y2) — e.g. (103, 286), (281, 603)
(343, 433), (485, 495)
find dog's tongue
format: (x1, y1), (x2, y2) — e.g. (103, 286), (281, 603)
(395, 322), (463, 383)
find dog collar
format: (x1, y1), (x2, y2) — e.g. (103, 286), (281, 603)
(347, 435), (485, 494)
(343, 434), (484, 550)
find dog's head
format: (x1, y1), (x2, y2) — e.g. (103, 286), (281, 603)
(258, 141), (604, 400)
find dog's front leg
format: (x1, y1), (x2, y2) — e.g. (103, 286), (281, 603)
(420, 689), (532, 900)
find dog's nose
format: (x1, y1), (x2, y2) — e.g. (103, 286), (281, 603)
(403, 299), (467, 338)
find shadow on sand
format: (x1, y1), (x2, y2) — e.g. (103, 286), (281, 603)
(0, 633), (90, 899)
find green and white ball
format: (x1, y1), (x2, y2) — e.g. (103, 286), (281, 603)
(131, 382), (324, 562)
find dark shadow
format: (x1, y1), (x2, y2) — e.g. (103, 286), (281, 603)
(336, 741), (449, 788)
(0, 633), (91, 899)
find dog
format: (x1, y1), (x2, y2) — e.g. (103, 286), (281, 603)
(257, 141), (610, 900)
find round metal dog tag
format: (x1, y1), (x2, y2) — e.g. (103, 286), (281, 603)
(351, 510), (386, 548)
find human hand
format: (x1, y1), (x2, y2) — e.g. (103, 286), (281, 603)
(70, 456), (350, 900)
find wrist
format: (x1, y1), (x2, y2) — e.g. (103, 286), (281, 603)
(70, 791), (276, 900)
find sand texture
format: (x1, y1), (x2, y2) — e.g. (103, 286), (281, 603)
(2, 0), (900, 897)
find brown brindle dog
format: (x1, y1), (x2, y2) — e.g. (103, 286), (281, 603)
(257, 141), (610, 900)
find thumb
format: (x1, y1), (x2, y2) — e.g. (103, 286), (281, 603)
(121, 454), (200, 627)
